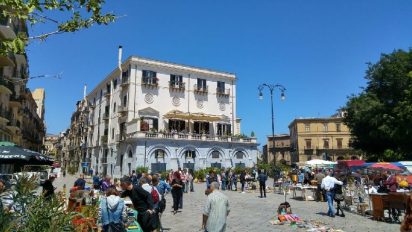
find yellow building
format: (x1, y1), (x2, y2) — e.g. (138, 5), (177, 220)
(263, 134), (291, 165)
(289, 114), (361, 163)
(32, 88), (45, 121)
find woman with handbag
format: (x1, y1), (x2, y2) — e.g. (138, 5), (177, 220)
(334, 177), (345, 217)
(99, 188), (127, 232)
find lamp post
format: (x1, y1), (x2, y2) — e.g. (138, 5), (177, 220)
(258, 83), (286, 166)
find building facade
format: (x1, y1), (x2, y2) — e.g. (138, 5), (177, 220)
(289, 114), (360, 163)
(0, 13), (45, 151)
(32, 88), (45, 121)
(71, 55), (258, 177)
(263, 134), (291, 165)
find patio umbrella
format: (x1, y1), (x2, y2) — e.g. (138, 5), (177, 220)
(0, 145), (53, 165)
(368, 162), (403, 171)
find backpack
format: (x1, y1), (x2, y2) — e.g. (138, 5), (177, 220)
(151, 187), (160, 204)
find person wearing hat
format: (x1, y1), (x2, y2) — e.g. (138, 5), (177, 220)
(120, 176), (156, 232)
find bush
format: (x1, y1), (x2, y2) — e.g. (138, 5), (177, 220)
(136, 166), (149, 174)
(160, 171), (169, 181)
(194, 169), (206, 182)
(0, 173), (78, 232)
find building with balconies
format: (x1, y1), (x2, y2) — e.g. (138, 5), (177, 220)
(263, 134), (291, 165)
(288, 112), (361, 164)
(80, 54), (258, 177)
(0, 13), (45, 151)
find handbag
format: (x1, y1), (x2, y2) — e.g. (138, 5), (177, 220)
(334, 193), (344, 201)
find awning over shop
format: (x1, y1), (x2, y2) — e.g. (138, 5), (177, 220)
(163, 110), (224, 122)
(138, 107), (159, 118)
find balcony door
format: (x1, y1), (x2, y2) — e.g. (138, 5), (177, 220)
(193, 121), (209, 134)
(169, 119), (186, 133)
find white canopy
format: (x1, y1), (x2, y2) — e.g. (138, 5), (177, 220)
(305, 159), (337, 166)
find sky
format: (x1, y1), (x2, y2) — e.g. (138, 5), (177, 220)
(27, 1), (412, 146)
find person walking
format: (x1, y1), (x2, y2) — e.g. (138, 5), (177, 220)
(240, 171), (246, 193)
(120, 176), (156, 232)
(334, 177), (345, 217)
(231, 173), (237, 191)
(314, 170), (325, 202)
(257, 170), (267, 198)
(42, 175), (56, 200)
(74, 173), (86, 190)
(102, 175), (113, 192)
(202, 182), (230, 232)
(321, 171), (343, 217)
(171, 172), (183, 215)
(188, 169), (195, 192)
(93, 172), (101, 190)
(186, 170), (194, 193)
(221, 171), (227, 191)
(99, 188), (127, 232)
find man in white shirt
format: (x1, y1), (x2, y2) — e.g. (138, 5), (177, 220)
(321, 171), (343, 217)
(202, 182), (230, 232)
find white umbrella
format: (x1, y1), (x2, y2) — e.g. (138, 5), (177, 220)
(306, 159), (336, 166)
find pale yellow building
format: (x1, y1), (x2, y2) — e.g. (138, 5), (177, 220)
(32, 88), (45, 121)
(289, 114), (361, 163)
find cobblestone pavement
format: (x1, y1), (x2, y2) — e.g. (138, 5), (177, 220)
(53, 175), (399, 232)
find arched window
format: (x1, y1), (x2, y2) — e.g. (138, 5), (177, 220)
(211, 150), (220, 159)
(155, 149), (165, 159)
(235, 151), (245, 159)
(128, 150), (133, 158)
(184, 150), (196, 159)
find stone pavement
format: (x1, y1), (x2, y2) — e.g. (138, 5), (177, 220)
(160, 182), (399, 232)
(52, 175), (399, 232)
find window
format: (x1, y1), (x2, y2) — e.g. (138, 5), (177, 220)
(336, 123), (341, 132)
(217, 123), (231, 136)
(169, 119), (185, 132)
(305, 123), (310, 132)
(155, 149), (165, 159)
(193, 121), (210, 134)
(100, 89), (103, 98)
(197, 78), (207, 90)
(323, 139), (330, 149)
(113, 102), (116, 113)
(305, 139), (312, 149)
(323, 123), (328, 132)
(211, 151), (220, 159)
(123, 95), (127, 107)
(170, 74), (183, 85)
(185, 150), (196, 159)
(142, 70), (157, 85)
(217, 81), (225, 93)
(128, 150), (133, 158)
(336, 138), (343, 149)
(106, 83), (111, 93)
(140, 117), (158, 132)
(113, 79), (118, 89)
(112, 128), (115, 139)
(235, 151), (245, 159)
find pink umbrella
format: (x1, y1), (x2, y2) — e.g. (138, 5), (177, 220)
(368, 162), (403, 171)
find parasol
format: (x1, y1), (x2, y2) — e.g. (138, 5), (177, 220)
(368, 162), (403, 171)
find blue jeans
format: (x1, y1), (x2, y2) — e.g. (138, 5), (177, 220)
(222, 180), (226, 190)
(326, 191), (335, 216)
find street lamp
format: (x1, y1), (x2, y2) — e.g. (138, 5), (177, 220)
(258, 83), (286, 166)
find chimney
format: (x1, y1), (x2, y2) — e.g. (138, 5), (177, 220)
(118, 45), (123, 73)
(83, 84), (87, 100)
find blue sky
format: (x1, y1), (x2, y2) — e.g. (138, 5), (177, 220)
(27, 1), (412, 145)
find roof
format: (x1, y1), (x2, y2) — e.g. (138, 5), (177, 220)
(288, 116), (344, 128)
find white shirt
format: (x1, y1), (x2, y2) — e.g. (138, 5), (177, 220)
(321, 176), (343, 191)
(203, 190), (230, 232)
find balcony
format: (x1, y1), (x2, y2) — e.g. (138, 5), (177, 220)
(0, 78), (13, 94)
(0, 16), (17, 40)
(103, 112), (110, 121)
(104, 91), (111, 99)
(169, 81), (185, 91)
(117, 105), (128, 114)
(121, 77), (129, 88)
(304, 146), (314, 155)
(101, 135), (108, 145)
(194, 84), (208, 94)
(115, 133), (126, 142)
(101, 156), (108, 164)
(216, 88), (230, 97)
(9, 95), (23, 107)
(142, 77), (158, 88)
(126, 131), (258, 144)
